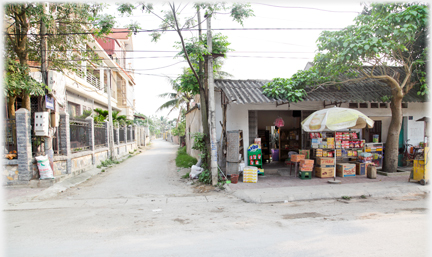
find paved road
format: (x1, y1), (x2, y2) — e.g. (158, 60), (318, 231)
(3, 139), (430, 256)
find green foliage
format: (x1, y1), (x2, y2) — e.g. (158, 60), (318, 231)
(342, 196), (351, 200)
(262, 78), (307, 102)
(175, 33), (233, 64)
(4, 59), (48, 98)
(198, 169), (212, 184)
(5, 3), (114, 73)
(176, 146), (197, 168)
(93, 108), (108, 122)
(100, 158), (116, 167)
(191, 132), (209, 171)
(182, 172), (190, 179)
(230, 3), (255, 25)
(263, 3), (428, 101)
(77, 110), (93, 119)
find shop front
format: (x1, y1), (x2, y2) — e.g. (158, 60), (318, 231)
(213, 79), (428, 181)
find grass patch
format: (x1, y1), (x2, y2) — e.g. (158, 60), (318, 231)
(176, 146), (197, 168)
(182, 172), (190, 179)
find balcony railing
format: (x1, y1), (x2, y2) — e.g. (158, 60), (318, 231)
(76, 68), (101, 89)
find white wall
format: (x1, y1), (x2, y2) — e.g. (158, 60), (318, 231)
(214, 96), (429, 159)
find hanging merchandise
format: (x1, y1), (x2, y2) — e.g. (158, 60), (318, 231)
(274, 117), (285, 127)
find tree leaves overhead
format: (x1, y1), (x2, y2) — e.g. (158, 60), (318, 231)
(263, 3), (428, 100)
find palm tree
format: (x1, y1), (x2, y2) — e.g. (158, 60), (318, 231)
(157, 78), (193, 128)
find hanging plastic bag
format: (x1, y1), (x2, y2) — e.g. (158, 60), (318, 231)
(189, 165), (204, 179)
(35, 155), (54, 179)
(274, 117), (284, 127)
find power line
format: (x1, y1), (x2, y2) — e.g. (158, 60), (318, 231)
(252, 2), (361, 13)
(5, 27), (346, 36)
(42, 49), (316, 54)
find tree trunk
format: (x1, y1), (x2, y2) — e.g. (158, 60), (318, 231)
(21, 94), (31, 111)
(384, 93), (403, 172)
(8, 95), (16, 118)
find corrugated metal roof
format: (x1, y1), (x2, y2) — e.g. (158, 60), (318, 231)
(215, 67), (427, 104)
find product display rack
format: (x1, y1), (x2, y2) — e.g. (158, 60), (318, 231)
(363, 142), (384, 169)
(279, 128), (301, 160)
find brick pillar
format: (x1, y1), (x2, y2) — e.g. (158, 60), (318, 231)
(15, 108), (33, 182)
(86, 117), (95, 164)
(60, 112), (72, 174)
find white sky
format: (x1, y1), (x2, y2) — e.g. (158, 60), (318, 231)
(107, 2), (364, 120)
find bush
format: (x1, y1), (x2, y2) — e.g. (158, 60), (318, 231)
(176, 146), (197, 168)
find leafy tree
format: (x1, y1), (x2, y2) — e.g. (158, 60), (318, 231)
(4, 59), (48, 117)
(117, 2), (253, 180)
(4, 3), (114, 116)
(263, 3), (428, 173)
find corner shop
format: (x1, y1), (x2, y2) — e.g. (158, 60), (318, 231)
(211, 79), (428, 174)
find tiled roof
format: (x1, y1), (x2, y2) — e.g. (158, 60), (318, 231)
(215, 67), (427, 104)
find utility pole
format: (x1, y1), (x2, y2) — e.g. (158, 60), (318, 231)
(41, 2), (54, 170)
(207, 14), (218, 186)
(107, 70), (115, 159)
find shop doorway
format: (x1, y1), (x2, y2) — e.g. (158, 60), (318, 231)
(251, 110), (304, 171)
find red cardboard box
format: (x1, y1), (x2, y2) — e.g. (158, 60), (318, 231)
(291, 154), (305, 162)
(336, 163), (356, 177)
(300, 167), (313, 172)
(300, 159), (314, 165)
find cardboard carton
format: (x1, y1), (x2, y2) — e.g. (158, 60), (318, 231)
(336, 163), (356, 177)
(299, 150), (310, 159)
(315, 167), (334, 178)
(315, 157), (335, 167)
(291, 154), (305, 162)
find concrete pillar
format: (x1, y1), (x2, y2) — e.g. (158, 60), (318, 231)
(124, 126), (128, 144)
(85, 116), (95, 164)
(15, 108), (34, 181)
(100, 68), (104, 90)
(59, 112), (72, 174)
(104, 121), (109, 156)
(116, 127), (120, 145)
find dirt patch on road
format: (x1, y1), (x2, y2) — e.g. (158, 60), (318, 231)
(282, 212), (327, 220)
(193, 184), (216, 193)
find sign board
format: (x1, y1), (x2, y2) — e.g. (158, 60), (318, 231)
(45, 95), (55, 110)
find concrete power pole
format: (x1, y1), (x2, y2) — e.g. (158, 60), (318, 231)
(107, 70), (115, 159)
(41, 2), (54, 170)
(207, 15), (218, 186)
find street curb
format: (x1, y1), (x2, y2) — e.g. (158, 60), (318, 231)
(231, 183), (430, 204)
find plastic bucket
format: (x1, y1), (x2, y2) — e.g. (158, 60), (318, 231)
(230, 174), (239, 184)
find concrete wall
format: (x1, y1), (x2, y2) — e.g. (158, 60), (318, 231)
(4, 165), (18, 184)
(214, 92), (429, 160)
(185, 107), (202, 159)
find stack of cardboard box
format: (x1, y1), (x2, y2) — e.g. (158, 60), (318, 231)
(243, 166), (258, 183)
(315, 157), (335, 178)
(299, 159), (314, 171)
